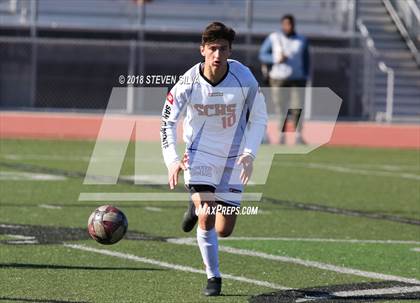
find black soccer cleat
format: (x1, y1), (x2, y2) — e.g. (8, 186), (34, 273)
(181, 199), (198, 232)
(203, 277), (222, 296)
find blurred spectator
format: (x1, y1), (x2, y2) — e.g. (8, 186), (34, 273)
(259, 14), (310, 144)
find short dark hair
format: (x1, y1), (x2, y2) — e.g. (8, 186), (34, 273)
(201, 22), (235, 48)
(281, 14), (295, 26)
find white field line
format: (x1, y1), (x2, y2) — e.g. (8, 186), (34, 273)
(0, 171), (66, 181)
(4, 151), (418, 180)
(144, 206), (162, 212)
(343, 163), (420, 172)
(4, 152), (419, 175)
(2, 153), (417, 171)
(0, 224), (23, 229)
(335, 285), (420, 297)
(120, 175), (256, 185)
(170, 236), (420, 245)
(3, 234), (38, 244)
(219, 246), (420, 285)
(78, 192), (262, 202)
(63, 243), (289, 290)
(411, 248), (420, 252)
(38, 204), (63, 210)
(120, 175), (168, 184)
(255, 209), (271, 215)
(218, 237), (420, 245)
(0, 154), (162, 163)
(5, 240), (39, 244)
(167, 238), (420, 285)
(5, 234), (36, 240)
(296, 285), (420, 302)
(1, 154), (91, 161)
(275, 162), (420, 181)
(271, 161), (420, 172)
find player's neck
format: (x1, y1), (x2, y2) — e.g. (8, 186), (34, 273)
(202, 63), (228, 85)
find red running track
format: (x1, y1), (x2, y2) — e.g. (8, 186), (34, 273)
(1, 111), (419, 149)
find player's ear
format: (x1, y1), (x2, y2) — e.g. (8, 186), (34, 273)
(200, 44), (205, 57)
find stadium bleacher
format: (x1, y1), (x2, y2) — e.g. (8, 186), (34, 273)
(358, 0), (420, 120)
(0, 0), (419, 121)
(1, 0), (348, 36)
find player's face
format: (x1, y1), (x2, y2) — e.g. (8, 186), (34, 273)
(200, 40), (231, 69)
(281, 19), (293, 35)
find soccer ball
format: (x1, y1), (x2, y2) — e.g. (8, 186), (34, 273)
(87, 205), (128, 245)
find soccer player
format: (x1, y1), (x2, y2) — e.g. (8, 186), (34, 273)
(160, 22), (267, 296)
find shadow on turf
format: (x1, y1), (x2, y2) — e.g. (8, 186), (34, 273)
(2, 160), (420, 226)
(249, 281), (420, 302)
(0, 223), (168, 244)
(0, 262), (164, 271)
(0, 297), (89, 303)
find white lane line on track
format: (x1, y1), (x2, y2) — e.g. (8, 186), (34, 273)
(296, 285), (420, 302)
(63, 243), (289, 290)
(167, 238), (420, 285)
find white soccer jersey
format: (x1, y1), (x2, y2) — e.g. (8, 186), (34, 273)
(160, 59), (267, 169)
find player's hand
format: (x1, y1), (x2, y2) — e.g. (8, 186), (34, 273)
(237, 154), (254, 185)
(278, 54), (288, 63)
(168, 160), (186, 190)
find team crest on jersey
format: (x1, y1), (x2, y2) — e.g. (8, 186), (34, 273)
(193, 103), (237, 128)
(166, 92), (174, 105)
(208, 92), (223, 97)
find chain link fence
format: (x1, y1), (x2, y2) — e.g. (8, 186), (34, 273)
(0, 36), (368, 118)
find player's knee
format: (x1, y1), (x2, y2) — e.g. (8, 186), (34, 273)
(217, 228), (233, 238)
(198, 213), (215, 230)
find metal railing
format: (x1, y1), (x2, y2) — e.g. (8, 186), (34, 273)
(357, 19), (395, 123)
(384, 0), (420, 66)
(390, 0), (420, 48)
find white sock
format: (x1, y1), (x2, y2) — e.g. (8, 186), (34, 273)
(196, 226), (220, 279)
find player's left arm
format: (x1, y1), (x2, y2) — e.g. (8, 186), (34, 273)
(237, 80), (268, 185)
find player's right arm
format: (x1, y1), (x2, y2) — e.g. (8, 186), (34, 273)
(258, 35), (274, 64)
(160, 84), (188, 189)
